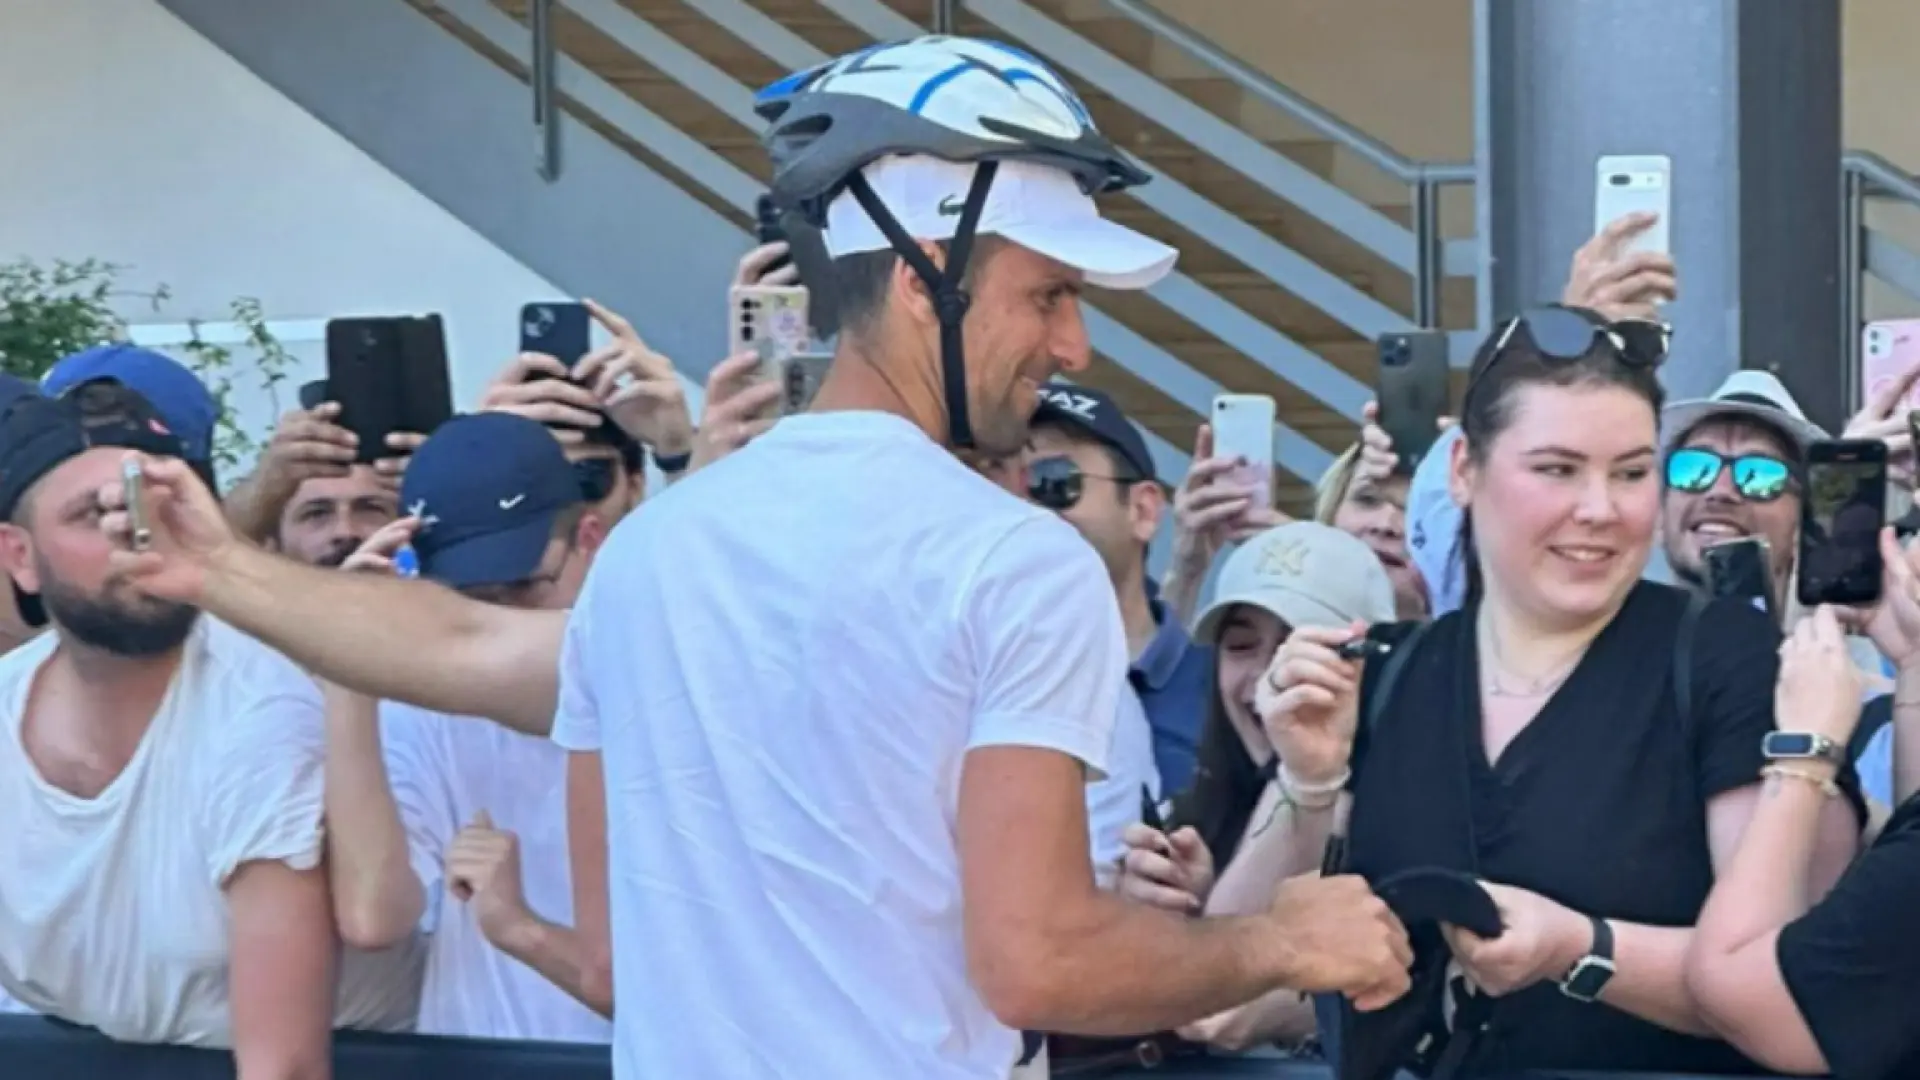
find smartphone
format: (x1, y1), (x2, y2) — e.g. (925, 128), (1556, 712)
(1703, 537), (1774, 619)
(1797, 439), (1889, 608)
(1861, 319), (1920, 413)
(756, 194), (792, 278)
(729, 285), (812, 419)
(1138, 784), (1165, 832)
(325, 315), (456, 461)
(122, 458), (151, 551)
(520, 302), (592, 368)
(1375, 331), (1451, 475)
(1595, 154), (1672, 256)
(1210, 394), (1276, 512)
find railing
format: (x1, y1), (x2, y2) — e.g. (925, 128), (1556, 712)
(1101, 0), (1474, 329)
(0, 1014), (1805, 1080)
(1842, 150), (1920, 407)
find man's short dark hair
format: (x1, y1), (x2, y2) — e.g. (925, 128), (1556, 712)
(831, 237), (1004, 335)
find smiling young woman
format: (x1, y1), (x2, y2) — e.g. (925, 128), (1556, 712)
(1288, 306), (1867, 1078)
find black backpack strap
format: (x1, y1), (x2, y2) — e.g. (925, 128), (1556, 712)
(1673, 591), (1708, 803)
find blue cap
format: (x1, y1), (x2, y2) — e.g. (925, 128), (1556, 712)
(399, 413), (582, 589)
(42, 345), (218, 464)
(1406, 424), (1466, 617)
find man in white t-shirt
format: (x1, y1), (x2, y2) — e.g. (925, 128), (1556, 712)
(321, 413), (612, 1043)
(89, 37), (1413, 1080)
(0, 384), (411, 1067)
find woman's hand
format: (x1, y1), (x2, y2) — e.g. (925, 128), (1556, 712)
(1116, 824), (1214, 914)
(1777, 604), (1867, 746)
(1853, 528), (1920, 670)
(1442, 882), (1587, 997)
(1254, 622), (1367, 784)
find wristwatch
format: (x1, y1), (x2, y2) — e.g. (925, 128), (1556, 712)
(1761, 731), (1847, 766)
(1559, 916), (1615, 1003)
(652, 448), (693, 475)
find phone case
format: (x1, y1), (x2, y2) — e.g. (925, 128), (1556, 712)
(1211, 394), (1276, 509)
(730, 286), (812, 417)
(1798, 442), (1889, 607)
(1595, 155), (1672, 256)
(325, 315), (453, 460)
(1376, 331), (1451, 474)
(1862, 319), (1920, 414)
(520, 302), (592, 368)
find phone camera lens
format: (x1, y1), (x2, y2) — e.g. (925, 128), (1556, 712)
(1609, 173), (1632, 187)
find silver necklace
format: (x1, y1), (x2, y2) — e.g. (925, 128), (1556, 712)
(1480, 620), (1583, 698)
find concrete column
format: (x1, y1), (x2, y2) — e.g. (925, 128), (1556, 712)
(1475, 0), (1843, 429)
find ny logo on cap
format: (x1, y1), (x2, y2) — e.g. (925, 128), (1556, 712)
(406, 499), (441, 534)
(1256, 540), (1308, 578)
(1039, 389), (1100, 420)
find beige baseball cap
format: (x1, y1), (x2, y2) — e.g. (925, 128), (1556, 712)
(1193, 522), (1398, 644)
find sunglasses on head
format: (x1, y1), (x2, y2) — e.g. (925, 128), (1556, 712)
(1026, 455), (1142, 511)
(1665, 447), (1795, 502)
(1472, 306), (1670, 395)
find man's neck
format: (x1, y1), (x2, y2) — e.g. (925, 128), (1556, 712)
(811, 333), (945, 443)
(50, 639), (183, 722)
(1117, 574), (1158, 662)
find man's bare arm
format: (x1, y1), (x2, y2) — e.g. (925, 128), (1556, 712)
(206, 542), (564, 734)
(959, 746), (1411, 1035)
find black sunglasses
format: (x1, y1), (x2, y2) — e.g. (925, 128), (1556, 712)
(1473, 306), (1670, 396)
(1027, 455), (1141, 511)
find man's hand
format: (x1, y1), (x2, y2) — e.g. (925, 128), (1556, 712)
(372, 431), (428, 492)
(1169, 424), (1286, 577)
(340, 516), (421, 576)
(1265, 873), (1412, 1011)
(478, 353), (609, 440)
(576, 298), (695, 459)
(689, 351), (782, 475)
(99, 453), (239, 605)
(734, 241), (801, 288)
(254, 402), (359, 493)
(1562, 212), (1677, 321)
(446, 810), (536, 949)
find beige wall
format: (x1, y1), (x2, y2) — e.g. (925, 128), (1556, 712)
(1147, 0), (1920, 313)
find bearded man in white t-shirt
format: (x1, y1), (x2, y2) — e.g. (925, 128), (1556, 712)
(87, 37), (1415, 1080)
(0, 383), (412, 1070)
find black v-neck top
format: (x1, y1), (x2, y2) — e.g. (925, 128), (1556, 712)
(1346, 581), (1779, 1074)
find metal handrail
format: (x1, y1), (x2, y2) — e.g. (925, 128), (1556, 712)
(1840, 150), (1920, 407)
(1104, 0), (1471, 186)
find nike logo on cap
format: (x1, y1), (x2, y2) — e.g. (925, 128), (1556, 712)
(499, 494), (526, 510)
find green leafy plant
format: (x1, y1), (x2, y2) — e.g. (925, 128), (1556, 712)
(0, 257), (292, 476)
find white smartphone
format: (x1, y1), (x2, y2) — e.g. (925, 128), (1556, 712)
(727, 284), (811, 420)
(1210, 394), (1276, 511)
(1595, 154), (1672, 256)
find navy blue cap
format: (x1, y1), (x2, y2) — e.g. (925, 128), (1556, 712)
(1031, 383), (1156, 482)
(43, 344), (218, 464)
(399, 412), (583, 589)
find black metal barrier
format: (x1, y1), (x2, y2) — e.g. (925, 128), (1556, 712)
(0, 1015), (1804, 1079)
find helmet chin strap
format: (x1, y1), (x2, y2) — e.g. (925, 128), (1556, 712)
(847, 161), (999, 451)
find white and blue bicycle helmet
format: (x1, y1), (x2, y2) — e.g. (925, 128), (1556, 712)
(755, 35), (1169, 450)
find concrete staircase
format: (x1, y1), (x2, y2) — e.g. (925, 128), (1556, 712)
(409, 0), (1473, 512)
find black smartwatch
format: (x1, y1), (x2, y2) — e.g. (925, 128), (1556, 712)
(652, 449), (693, 475)
(1559, 916), (1615, 1003)
(1762, 731), (1846, 766)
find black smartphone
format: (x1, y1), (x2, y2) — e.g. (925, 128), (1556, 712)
(1797, 438), (1889, 608)
(756, 194), (792, 277)
(1375, 330), (1451, 475)
(325, 314), (454, 461)
(1138, 784), (1166, 833)
(1703, 537), (1774, 619)
(520, 302), (592, 368)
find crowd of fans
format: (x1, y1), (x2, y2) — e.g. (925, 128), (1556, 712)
(7, 30), (1920, 1080)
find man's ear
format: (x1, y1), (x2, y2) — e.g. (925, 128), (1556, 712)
(574, 510), (611, 559)
(0, 525), (40, 596)
(1130, 481), (1167, 547)
(893, 241), (950, 329)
